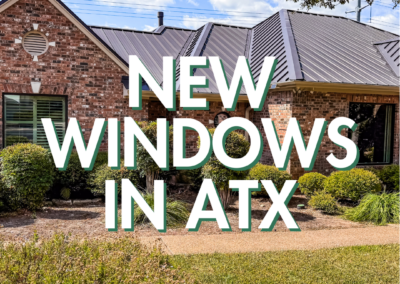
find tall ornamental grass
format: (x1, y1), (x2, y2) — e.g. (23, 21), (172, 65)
(345, 192), (399, 225)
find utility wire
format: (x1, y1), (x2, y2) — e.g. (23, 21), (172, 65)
(75, 12), (261, 25)
(62, 0), (271, 15)
(67, 5), (271, 19)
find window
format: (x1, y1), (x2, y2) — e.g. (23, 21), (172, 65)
(348, 103), (394, 164)
(4, 95), (66, 148)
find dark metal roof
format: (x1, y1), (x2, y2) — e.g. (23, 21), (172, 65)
(1, 0), (398, 90)
(374, 38), (399, 77)
(287, 10), (399, 86)
(91, 26), (193, 84)
(179, 23), (251, 93)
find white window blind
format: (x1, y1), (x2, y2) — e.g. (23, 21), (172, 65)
(4, 95), (66, 148)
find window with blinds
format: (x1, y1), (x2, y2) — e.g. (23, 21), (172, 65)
(4, 95), (66, 148)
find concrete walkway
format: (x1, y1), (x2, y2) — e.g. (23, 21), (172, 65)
(140, 226), (399, 255)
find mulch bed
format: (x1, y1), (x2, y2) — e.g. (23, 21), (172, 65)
(0, 189), (371, 241)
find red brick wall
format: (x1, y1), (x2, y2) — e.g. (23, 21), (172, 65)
(253, 91), (399, 179)
(0, 0), (148, 150)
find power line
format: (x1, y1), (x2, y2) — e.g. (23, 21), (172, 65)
(75, 11), (261, 25)
(62, 0), (271, 15)
(67, 4), (271, 19)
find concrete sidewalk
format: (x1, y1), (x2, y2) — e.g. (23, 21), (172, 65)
(140, 226), (399, 255)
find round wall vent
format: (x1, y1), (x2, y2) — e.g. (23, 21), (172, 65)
(22, 31), (49, 56)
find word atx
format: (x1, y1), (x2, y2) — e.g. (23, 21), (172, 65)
(105, 178), (300, 232)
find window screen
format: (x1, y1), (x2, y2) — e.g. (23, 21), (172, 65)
(4, 95), (66, 148)
(349, 103), (394, 164)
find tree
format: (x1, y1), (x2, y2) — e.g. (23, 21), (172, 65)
(136, 121), (174, 193)
(290, 0), (398, 9)
(201, 129), (250, 209)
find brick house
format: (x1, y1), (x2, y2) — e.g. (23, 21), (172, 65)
(0, 0), (398, 178)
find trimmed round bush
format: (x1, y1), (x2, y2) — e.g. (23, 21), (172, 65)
(308, 191), (338, 214)
(324, 169), (381, 201)
(298, 172), (327, 197)
(1, 143), (54, 210)
(248, 163), (291, 196)
(88, 162), (141, 196)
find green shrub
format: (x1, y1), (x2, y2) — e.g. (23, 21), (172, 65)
(201, 129), (250, 209)
(0, 143), (54, 210)
(136, 121), (174, 192)
(134, 193), (190, 227)
(60, 187), (71, 200)
(308, 191), (338, 214)
(324, 169), (381, 201)
(377, 165), (399, 192)
(88, 162), (141, 196)
(345, 192), (399, 225)
(298, 172), (327, 197)
(53, 152), (108, 194)
(181, 168), (203, 191)
(248, 163), (291, 196)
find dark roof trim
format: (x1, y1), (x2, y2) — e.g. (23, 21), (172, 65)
(374, 38), (400, 45)
(190, 22), (213, 57)
(175, 23), (213, 91)
(279, 10), (303, 81)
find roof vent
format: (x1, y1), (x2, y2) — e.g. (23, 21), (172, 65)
(22, 31), (49, 56)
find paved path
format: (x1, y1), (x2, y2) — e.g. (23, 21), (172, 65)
(140, 226), (399, 255)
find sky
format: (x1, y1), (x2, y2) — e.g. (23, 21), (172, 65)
(62, 0), (399, 34)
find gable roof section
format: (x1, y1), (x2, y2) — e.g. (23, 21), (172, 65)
(287, 10), (399, 86)
(91, 25), (193, 84)
(0, 0), (130, 73)
(374, 38), (399, 77)
(176, 23), (250, 93)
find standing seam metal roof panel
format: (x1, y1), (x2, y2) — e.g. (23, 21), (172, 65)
(287, 11), (399, 86)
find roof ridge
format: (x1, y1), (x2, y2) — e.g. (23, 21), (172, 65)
(279, 9), (303, 81)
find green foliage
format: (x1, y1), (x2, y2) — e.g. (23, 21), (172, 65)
(5, 135), (30, 147)
(345, 192), (399, 225)
(247, 163), (291, 196)
(182, 168), (203, 191)
(201, 129), (249, 208)
(0, 233), (188, 283)
(134, 193), (190, 227)
(136, 121), (174, 177)
(377, 165), (399, 192)
(53, 152), (108, 193)
(324, 169), (381, 201)
(88, 162), (141, 196)
(60, 187), (71, 200)
(171, 245), (399, 283)
(308, 191), (338, 214)
(298, 172), (327, 197)
(0, 143), (54, 210)
(201, 129), (249, 190)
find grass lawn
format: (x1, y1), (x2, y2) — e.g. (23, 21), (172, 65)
(0, 233), (397, 283)
(171, 244), (399, 284)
